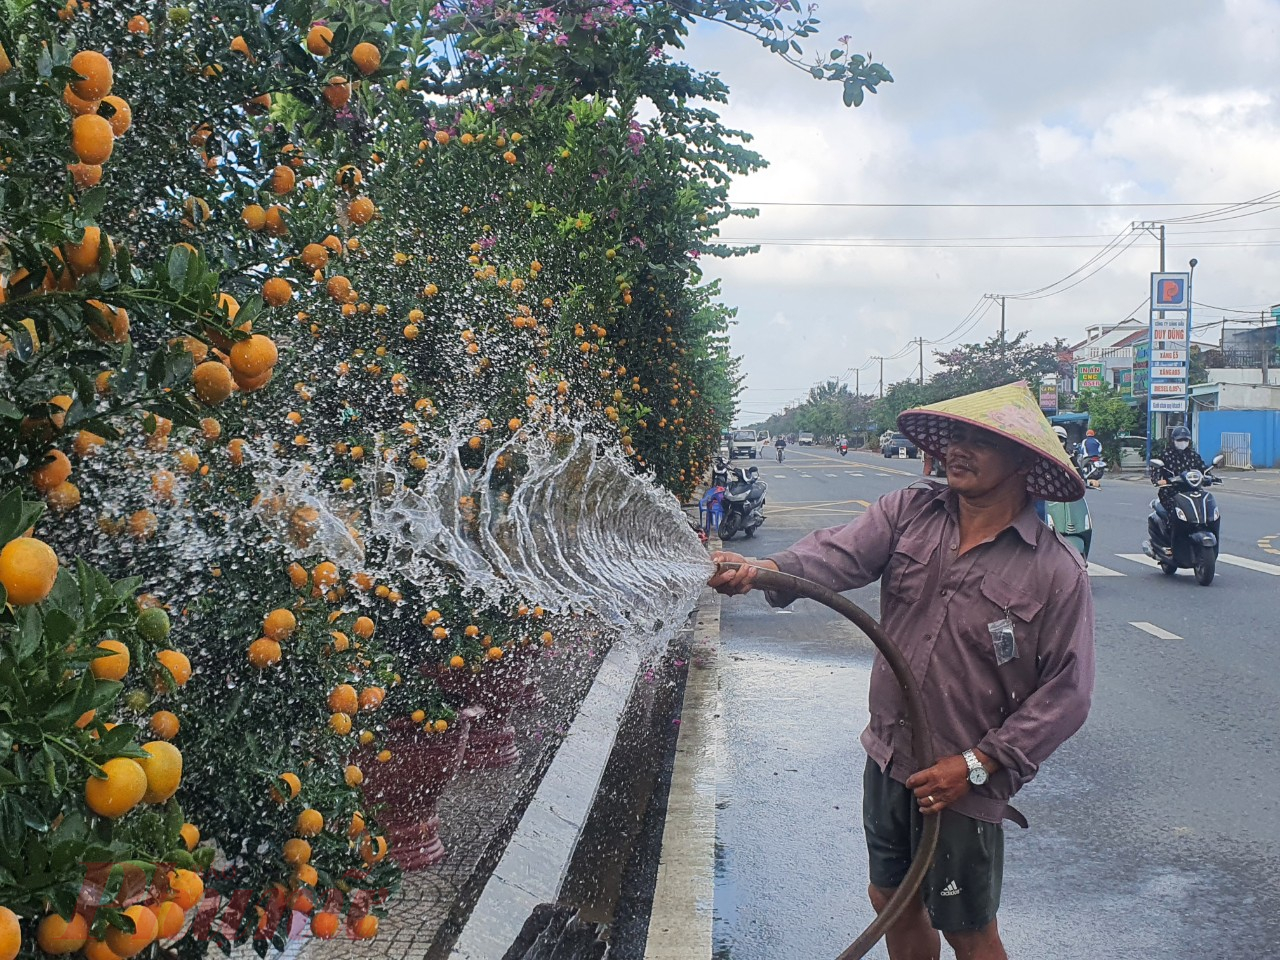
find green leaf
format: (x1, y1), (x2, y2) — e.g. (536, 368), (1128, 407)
(77, 187), (108, 219)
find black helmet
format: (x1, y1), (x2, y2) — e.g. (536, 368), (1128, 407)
(1170, 426), (1191, 442)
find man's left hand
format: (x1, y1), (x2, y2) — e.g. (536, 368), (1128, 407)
(905, 755), (972, 814)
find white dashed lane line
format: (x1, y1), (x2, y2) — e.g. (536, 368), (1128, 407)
(1217, 554), (1280, 575)
(1116, 553), (1225, 576)
(1130, 621), (1183, 640)
(1086, 563), (1126, 577)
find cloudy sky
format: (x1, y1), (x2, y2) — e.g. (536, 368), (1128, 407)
(681, 0), (1280, 424)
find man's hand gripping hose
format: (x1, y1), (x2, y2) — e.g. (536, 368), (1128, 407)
(712, 561), (940, 960)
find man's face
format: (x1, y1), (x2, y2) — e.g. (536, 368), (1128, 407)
(944, 423), (1032, 499)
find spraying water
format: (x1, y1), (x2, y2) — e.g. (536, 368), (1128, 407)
(372, 427), (714, 646)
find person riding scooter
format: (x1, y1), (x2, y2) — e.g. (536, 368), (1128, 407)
(838, 436), (849, 456)
(1080, 429), (1104, 489)
(1152, 425), (1205, 537)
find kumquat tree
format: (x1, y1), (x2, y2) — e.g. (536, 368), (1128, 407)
(0, 1), (889, 957)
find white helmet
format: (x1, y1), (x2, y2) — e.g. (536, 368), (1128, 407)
(1053, 426), (1069, 440)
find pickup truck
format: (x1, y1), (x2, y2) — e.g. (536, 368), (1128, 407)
(797, 432), (815, 446)
(730, 430), (758, 459)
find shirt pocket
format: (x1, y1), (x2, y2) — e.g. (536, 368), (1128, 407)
(973, 574), (1045, 660)
(886, 534), (938, 604)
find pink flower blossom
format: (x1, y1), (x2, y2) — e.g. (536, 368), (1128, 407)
(554, 33), (569, 46)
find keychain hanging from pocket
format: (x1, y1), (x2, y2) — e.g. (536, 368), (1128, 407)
(988, 610), (1018, 666)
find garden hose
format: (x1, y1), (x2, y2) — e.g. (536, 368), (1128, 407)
(714, 562), (939, 960)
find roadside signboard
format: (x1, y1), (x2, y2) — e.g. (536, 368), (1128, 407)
(1039, 383), (1058, 413)
(1150, 397), (1188, 412)
(1151, 363), (1188, 380)
(1150, 380), (1187, 397)
(1152, 347), (1187, 363)
(1152, 319), (1187, 343)
(1151, 273), (1190, 310)
(1133, 341), (1149, 396)
(1075, 362), (1104, 390)
(1119, 369), (1134, 397)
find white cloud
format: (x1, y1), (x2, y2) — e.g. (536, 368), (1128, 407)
(680, 1), (1280, 422)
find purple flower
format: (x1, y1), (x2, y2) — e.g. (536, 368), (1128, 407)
(687, 248), (701, 259)
(484, 100), (496, 113)
(554, 33), (569, 46)
(545, 163), (556, 174)
(535, 6), (558, 26)
(478, 235), (497, 250)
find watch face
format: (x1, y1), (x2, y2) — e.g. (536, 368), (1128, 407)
(969, 767), (988, 786)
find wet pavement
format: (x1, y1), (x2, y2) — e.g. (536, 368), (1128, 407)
(708, 447), (1280, 959)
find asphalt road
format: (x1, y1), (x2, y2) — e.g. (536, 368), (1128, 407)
(710, 445), (1280, 960)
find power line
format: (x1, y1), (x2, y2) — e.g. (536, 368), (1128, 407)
(731, 200), (1264, 209)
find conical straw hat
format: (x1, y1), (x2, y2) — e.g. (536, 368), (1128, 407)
(897, 381), (1085, 502)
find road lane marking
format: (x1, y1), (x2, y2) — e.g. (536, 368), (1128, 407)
(799, 473), (813, 478)
(846, 472), (864, 477)
(1218, 553), (1280, 575)
(1116, 553), (1224, 576)
(774, 474), (786, 478)
(768, 498), (870, 515)
(1086, 563), (1126, 577)
(1259, 534), (1280, 556)
(876, 472), (891, 477)
(1130, 621), (1183, 640)
(825, 473), (838, 477)
(1117, 553), (1163, 570)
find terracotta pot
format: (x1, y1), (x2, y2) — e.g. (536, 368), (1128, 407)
(433, 655), (540, 769)
(358, 707), (480, 870)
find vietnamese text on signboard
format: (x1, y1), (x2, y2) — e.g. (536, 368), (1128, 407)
(1075, 362), (1104, 389)
(1149, 397), (1188, 412)
(1039, 384), (1057, 412)
(1150, 381), (1187, 397)
(1119, 369), (1134, 397)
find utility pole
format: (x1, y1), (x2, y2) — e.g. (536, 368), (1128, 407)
(983, 294), (1007, 358)
(916, 337), (925, 385)
(854, 368), (859, 396)
(872, 356), (884, 398)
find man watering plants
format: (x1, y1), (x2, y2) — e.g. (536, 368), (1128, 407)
(709, 382), (1095, 960)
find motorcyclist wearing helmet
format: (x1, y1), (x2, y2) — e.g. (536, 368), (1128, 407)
(1082, 429), (1103, 459)
(1153, 425), (1206, 513)
(1052, 425), (1075, 457)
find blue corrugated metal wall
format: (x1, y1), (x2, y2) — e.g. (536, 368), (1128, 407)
(1194, 410), (1280, 467)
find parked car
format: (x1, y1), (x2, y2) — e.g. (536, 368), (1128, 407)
(730, 429), (758, 459)
(797, 432), (815, 446)
(881, 433), (918, 459)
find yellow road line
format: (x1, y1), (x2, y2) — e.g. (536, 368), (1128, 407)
(1260, 534), (1280, 556)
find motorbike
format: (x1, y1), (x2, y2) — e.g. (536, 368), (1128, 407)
(1141, 455), (1224, 585)
(838, 441), (849, 457)
(1043, 498), (1092, 561)
(718, 464), (767, 541)
(697, 459), (731, 543)
(1075, 449), (1106, 488)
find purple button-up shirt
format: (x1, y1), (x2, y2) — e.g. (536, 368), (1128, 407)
(767, 483), (1095, 824)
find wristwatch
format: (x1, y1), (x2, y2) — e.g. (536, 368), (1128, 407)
(963, 749), (988, 786)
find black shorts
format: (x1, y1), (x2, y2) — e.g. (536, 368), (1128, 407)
(862, 758), (1003, 932)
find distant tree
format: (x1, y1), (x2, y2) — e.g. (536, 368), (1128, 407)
(872, 380), (937, 434)
(929, 332), (1064, 398)
(1074, 385), (1140, 463)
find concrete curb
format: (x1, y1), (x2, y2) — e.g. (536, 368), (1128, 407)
(642, 588), (722, 960)
(449, 637), (648, 959)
